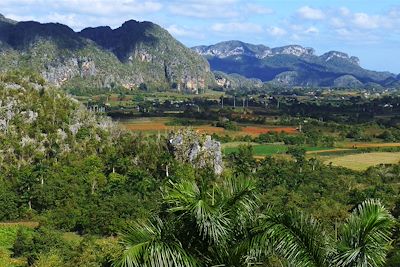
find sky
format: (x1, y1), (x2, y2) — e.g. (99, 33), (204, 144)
(1, 0), (400, 73)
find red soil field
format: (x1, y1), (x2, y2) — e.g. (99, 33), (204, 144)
(242, 126), (298, 135)
(124, 122), (168, 131)
(122, 119), (298, 137)
(194, 126), (225, 134)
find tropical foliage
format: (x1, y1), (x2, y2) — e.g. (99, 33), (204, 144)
(0, 71), (399, 266)
(116, 170), (396, 267)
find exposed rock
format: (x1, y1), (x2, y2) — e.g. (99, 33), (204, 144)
(320, 51), (360, 66)
(42, 58), (80, 86)
(214, 71), (263, 90)
(0, 16), (213, 93)
(193, 41), (315, 59)
(79, 58), (96, 77)
(272, 45), (314, 57)
(168, 129), (223, 175)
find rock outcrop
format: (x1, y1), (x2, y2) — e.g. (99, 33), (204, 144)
(168, 129), (223, 175)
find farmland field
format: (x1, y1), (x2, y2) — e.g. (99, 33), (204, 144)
(342, 142), (400, 148)
(324, 152), (400, 171)
(223, 143), (334, 156)
(119, 117), (298, 137)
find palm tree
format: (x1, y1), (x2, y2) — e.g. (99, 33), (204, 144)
(333, 199), (395, 267)
(248, 209), (331, 267)
(249, 199), (395, 267)
(114, 217), (199, 267)
(114, 174), (258, 267)
(115, 171), (395, 267)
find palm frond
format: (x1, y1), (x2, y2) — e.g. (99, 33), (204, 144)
(333, 199), (395, 267)
(217, 175), (260, 243)
(221, 176), (259, 214)
(248, 210), (331, 267)
(113, 217), (198, 267)
(164, 180), (230, 244)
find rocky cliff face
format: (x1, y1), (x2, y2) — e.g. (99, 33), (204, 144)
(193, 41), (315, 59)
(41, 56), (97, 86)
(214, 71), (263, 90)
(0, 15), (213, 94)
(168, 129), (223, 175)
(320, 51), (360, 66)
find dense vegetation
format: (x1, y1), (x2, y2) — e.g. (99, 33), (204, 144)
(0, 15), (213, 95)
(1, 72), (400, 266)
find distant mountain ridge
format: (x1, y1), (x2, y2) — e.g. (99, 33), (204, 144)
(0, 14), (398, 92)
(0, 15), (213, 94)
(193, 40), (399, 88)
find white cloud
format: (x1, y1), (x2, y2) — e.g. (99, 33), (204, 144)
(169, 2), (239, 19)
(211, 22), (263, 33)
(166, 24), (205, 39)
(304, 26), (319, 34)
(245, 4), (273, 15)
(330, 17), (345, 28)
(184, 0), (237, 4)
(0, 0), (38, 7)
(339, 7), (351, 17)
(168, 1), (272, 19)
(352, 13), (380, 29)
(289, 6), (400, 43)
(4, 14), (35, 21)
(51, 0), (163, 16)
(290, 34), (301, 41)
(267, 26), (286, 37)
(335, 28), (352, 37)
(2, 0), (163, 17)
(45, 13), (82, 28)
(297, 6), (325, 20)
(329, 7), (398, 31)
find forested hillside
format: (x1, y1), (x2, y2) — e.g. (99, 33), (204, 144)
(0, 15), (213, 95)
(1, 71), (400, 266)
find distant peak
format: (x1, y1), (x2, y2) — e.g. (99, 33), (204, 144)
(272, 45), (314, 57)
(121, 20), (154, 28)
(193, 41), (316, 59)
(321, 51), (359, 65)
(121, 19), (140, 26)
(88, 26), (112, 30)
(323, 51), (349, 57)
(79, 25), (112, 34)
(217, 40), (245, 45)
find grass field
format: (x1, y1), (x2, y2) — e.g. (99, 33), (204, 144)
(223, 144), (334, 156)
(339, 142), (400, 149)
(324, 152), (400, 171)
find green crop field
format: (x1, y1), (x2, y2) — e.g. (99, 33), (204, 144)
(223, 144), (334, 156)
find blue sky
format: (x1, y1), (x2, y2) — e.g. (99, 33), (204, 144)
(1, 0), (400, 73)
